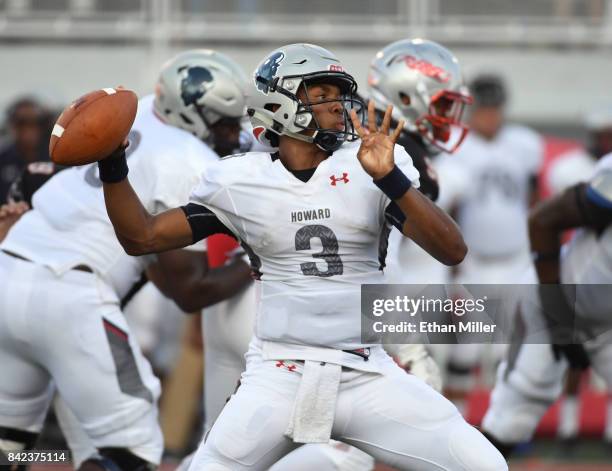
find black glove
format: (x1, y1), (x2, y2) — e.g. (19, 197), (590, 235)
(551, 343), (591, 370)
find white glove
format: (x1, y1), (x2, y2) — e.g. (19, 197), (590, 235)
(396, 344), (443, 392)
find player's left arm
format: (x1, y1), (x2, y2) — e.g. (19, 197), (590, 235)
(350, 102), (466, 266)
(529, 169), (612, 283)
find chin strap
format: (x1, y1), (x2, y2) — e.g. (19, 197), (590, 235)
(250, 109), (345, 153)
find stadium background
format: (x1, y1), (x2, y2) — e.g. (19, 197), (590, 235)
(1, 1), (611, 470)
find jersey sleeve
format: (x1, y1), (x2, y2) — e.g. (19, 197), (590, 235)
(547, 148), (595, 196)
(188, 160), (244, 241)
(514, 125), (544, 175)
(572, 154), (612, 230)
(585, 154), (612, 210)
(150, 143), (213, 212)
(433, 154), (470, 212)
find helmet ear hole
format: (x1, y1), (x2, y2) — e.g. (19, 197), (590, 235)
(264, 103), (281, 112)
(399, 92), (411, 106)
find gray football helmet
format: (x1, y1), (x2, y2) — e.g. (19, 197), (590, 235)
(368, 38), (472, 153)
(247, 43), (364, 153)
(154, 49), (247, 142)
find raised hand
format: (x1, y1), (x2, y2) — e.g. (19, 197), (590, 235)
(349, 101), (404, 180)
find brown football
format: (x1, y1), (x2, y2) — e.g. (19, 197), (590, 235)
(49, 87), (138, 166)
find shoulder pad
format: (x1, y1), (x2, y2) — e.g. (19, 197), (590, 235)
(220, 152), (247, 161)
(587, 169), (612, 209)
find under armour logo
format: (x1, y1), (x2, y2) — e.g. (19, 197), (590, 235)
(330, 173), (349, 186)
(275, 360), (297, 373)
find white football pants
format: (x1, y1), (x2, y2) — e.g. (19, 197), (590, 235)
(188, 341), (507, 471)
(0, 252), (163, 465)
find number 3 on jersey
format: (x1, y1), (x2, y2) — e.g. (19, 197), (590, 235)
(295, 224), (343, 277)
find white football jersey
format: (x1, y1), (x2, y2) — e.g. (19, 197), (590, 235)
(561, 153), (612, 321)
(437, 124), (543, 257)
(547, 147), (595, 196)
(189, 141), (419, 349)
(2, 95), (216, 301)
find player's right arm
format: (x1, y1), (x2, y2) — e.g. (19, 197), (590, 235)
(101, 148), (196, 255)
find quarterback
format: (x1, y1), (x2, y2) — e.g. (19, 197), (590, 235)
(99, 43), (507, 470)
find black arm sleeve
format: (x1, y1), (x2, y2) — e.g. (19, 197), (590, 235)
(575, 182), (612, 232)
(180, 203), (236, 243)
(7, 162), (60, 205)
(397, 133), (439, 202)
(384, 201), (406, 232)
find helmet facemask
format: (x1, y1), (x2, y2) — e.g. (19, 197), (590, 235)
(415, 90), (472, 154)
(366, 39), (473, 155)
(294, 73), (365, 153)
(254, 70), (365, 153)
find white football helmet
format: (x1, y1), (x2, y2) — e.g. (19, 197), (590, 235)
(154, 49), (247, 142)
(368, 38), (472, 153)
(247, 43), (364, 153)
(585, 105), (612, 159)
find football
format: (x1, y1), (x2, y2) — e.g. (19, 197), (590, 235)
(49, 87), (138, 166)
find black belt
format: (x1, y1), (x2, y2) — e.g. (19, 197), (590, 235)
(1, 249), (93, 274)
(343, 347), (371, 361)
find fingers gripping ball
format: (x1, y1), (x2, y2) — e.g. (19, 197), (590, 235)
(49, 88), (138, 166)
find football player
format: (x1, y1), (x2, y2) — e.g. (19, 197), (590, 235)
(434, 74), (544, 410)
(175, 239), (377, 471)
(180, 39), (473, 471)
(439, 73), (543, 284)
(367, 38), (473, 387)
(543, 105), (612, 445)
(481, 152), (612, 457)
(0, 50), (252, 471)
(97, 43), (506, 470)
(367, 38), (472, 286)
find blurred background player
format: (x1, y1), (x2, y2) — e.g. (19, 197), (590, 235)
(536, 104), (612, 448)
(0, 97), (53, 203)
(481, 151), (612, 458)
(0, 49), (251, 471)
(435, 73), (544, 412)
(366, 38), (472, 388)
(117, 48), (256, 381)
(547, 105), (612, 196)
(367, 38), (472, 284)
(441, 73), (543, 284)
